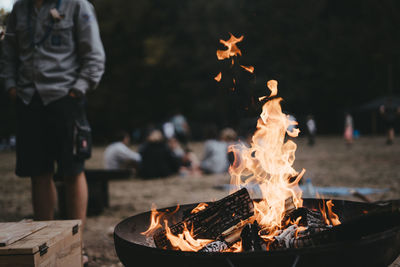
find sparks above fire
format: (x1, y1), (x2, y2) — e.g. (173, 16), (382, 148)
(141, 34), (341, 253)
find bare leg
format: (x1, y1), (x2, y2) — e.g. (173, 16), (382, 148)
(31, 173), (57, 220)
(64, 171), (88, 228)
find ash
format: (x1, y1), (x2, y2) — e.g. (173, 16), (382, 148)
(244, 207), (334, 251)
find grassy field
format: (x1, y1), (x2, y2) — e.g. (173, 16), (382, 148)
(1, 136), (400, 266)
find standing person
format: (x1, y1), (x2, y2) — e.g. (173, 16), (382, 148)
(306, 115), (316, 146)
(344, 112), (354, 147)
(2, 0), (105, 264)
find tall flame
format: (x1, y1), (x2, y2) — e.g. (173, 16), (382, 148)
(142, 34), (341, 252)
(229, 80), (304, 239)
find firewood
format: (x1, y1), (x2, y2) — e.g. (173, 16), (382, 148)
(290, 201), (400, 249)
(273, 225), (298, 248)
(153, 188), (254, 249)
(284, 197), (296, 214)
(285, 207), (325, 227)
(241, 221), (266, 251)
(218, 197), (296, 249)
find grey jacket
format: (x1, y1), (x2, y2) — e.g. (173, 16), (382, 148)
(1, 0), (105, 105)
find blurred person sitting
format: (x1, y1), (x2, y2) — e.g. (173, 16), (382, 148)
(171, 111), (190, 146)
(138, 129), (181, 178)
(167, 136), (185, 158)
(162, 119), (175, 140)
(201, 127), (237, 174)
(179, 148), (202, 176)
(306, 115), (316, 146)
(167, 137), (201, 176)
(104, 131), (142, 170)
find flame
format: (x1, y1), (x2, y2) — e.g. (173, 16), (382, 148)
(191, 203), (208, 214)
(229, 80), (304, 244)
(320, 200), (341, 226)
(142, 34), (342, 253)
(141, 204), (164, 236)
(214, 72), (222, 82)
(225, 240), (243, 252)
(164, 221), (213, 251)
(267, 80), (278, 97)
(240, 65), (254, 73)
(216, 33), (243, 60)
(142, 204), (180, 236)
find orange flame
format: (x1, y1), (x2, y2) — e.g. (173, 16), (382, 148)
(214, 72), (222, 82)
(216, 33), (244, 60)
(191, 203), (208, 214)
(240, 65), (254, 73)
(229, 80), (304, 244)
(164, 221), (213, 251)
(141, 204), (164, 236)
(320, 200), (341, 226)
(142, 34), (342, 253)
(142, 204), (180, 236)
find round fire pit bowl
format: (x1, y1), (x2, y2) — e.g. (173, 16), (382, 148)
(114, 199), (400, 267)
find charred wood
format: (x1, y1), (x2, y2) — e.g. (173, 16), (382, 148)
(241, 221), (267, 251)
(282, 202), (400, 249)
(285, 207), (325, 227)
(153, 188), (254, 249)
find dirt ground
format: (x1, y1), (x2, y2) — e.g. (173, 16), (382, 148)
(1, 136), (400, 266)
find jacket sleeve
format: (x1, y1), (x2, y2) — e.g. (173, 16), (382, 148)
(1, 6), (18, 92)
(72, 0), (105, 94)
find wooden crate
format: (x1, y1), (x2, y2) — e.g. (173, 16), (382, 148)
(0, 220), (82, 267)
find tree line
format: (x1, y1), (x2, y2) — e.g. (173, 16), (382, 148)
(1, 0), (400, 141)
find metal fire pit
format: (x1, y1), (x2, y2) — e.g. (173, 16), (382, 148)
(114, 199), (400, 267)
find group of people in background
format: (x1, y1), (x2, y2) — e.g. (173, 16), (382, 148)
(104, 102), (400, 179)
(103, 113), (240, 178)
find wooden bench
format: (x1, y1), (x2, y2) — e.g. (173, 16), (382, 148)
(56, 169), (132, 217)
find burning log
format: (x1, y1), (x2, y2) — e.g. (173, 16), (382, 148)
(274, 200), (400, 250)
(200, 197), (297, 252)
(285, 207), (326, 227)
(153, 188), (254, 249)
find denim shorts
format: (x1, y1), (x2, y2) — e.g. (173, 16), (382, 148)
(15, 92), (91, 178)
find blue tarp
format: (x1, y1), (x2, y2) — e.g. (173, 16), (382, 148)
(216, 184), (389, 197)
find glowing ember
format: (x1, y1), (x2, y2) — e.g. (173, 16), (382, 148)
(240, 65), (255, 73)
(214, 72), (222, 82)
